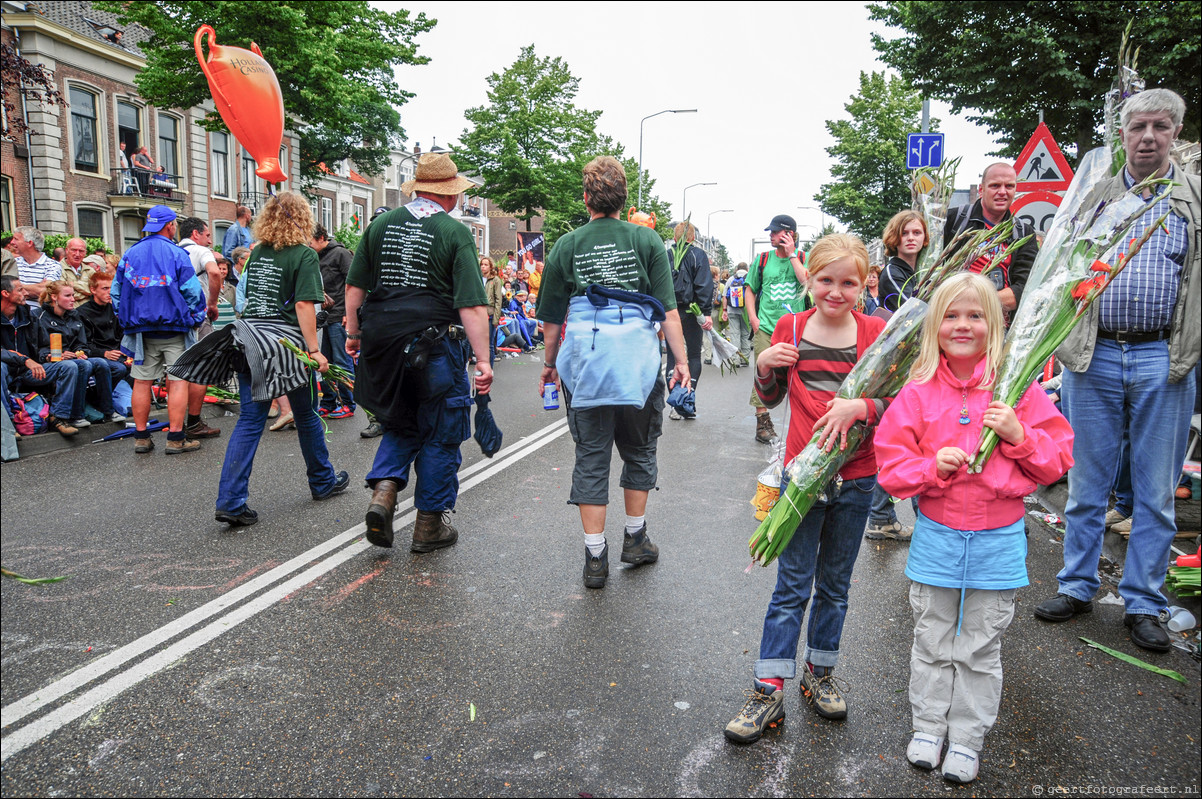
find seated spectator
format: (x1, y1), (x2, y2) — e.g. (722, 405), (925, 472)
(11, 226), (62, 306)
(74, 253), (109, 301)
(59, 237), (88, 289)
(77, 271), (131, 391)
(38, 280), (123, 424)
(2, 234), (16, 279)
(0, 275), (85, 436)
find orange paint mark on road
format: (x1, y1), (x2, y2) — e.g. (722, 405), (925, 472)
(320, 562), (388, 610)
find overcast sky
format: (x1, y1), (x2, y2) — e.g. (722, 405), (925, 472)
(381, 1), (1008, 261)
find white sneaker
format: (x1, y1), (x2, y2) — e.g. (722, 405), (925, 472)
(71, 418), (92, 428)
(906, 733), (944, 770)
(941, 743), (979, 783)
(668, 407), (682, 421)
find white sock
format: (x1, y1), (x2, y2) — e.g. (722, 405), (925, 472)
(584, 533), (606, 557)
(625, 515), (645, 535)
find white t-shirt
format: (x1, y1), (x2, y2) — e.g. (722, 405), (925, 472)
(180, 238), (217, 301)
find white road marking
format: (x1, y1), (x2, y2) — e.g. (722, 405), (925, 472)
(1, 419), (569, 762)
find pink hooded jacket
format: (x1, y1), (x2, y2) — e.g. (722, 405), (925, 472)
(876, 356), (1074, 531)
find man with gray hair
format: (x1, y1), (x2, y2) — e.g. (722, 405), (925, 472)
(1034, 88), (1199, 653)
(11, 227), (62, 306)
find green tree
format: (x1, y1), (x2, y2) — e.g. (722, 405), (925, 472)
(869, 1), (1201, 160)
(713, 242), (732, 271)
(93, 1), (433, 185)
(815, 72), (928, 241)
(457, 45), (602, 233)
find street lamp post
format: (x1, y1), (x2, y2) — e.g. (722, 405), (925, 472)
(796, 205), (828, 233)
(707, 208), (733, 242)
(682, 182), (716, 223)
(637, 108), (697, 210)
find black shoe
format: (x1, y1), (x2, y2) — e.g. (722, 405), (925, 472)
(1124, 614), (1170, 652)
(312, 470), (350, 501)
(1033, 593), (1093, 622)
(620, 524), (659, 566)
(216, 507), (259, 527)
(360, 420), (383, 439)
(583, 543), (609, 589)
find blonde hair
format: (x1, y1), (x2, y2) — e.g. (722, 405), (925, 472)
(881, 210), (929, 257)
(807, 233), (869, 282)
(252, 191), (314, 250)
(41, 279), (74, 308)
(909, 272), (1005, 388)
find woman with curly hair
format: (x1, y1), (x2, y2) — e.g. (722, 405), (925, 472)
(168, 192), (349, 527)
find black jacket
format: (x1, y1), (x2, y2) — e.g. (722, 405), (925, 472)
(37, 306), (90, 361)
(318, 240), (353, 318)
(76, 300), (124, 356)
(878, 255), (916, 313)
(672, 244), (715, 315)
(1, 304), (41, 375)
(943, 199), (1038, 306)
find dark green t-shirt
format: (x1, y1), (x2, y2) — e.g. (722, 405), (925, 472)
(346, 205), (486, 309)
(241, 243), (325, 326)
(536, 217), (676, 325)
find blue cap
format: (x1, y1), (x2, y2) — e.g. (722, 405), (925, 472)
(142, 205), (177, 233)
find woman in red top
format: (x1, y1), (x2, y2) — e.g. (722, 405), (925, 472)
(725, 234), (888, 744)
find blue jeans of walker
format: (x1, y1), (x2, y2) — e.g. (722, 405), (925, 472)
(365, 338), (472, 512)
(1059, 339), (1196, 616)
(868, 482), (918, 525)
(216, 371), (337, 514)
(756, 474), (875, 678)
(319, 321), (356, 411)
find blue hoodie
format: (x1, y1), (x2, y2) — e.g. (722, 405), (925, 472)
(112, 234), (205, 334)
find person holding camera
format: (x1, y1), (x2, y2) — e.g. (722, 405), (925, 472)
(344, 153), (493, 553)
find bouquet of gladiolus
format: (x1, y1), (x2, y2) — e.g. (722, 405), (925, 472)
(279, 338), (355, 390)
(968, 174), (1173, 473)
(747, 223), (1032, 567)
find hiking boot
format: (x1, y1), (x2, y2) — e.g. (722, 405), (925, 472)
(865, 520), (913, 541)
(755, 412), (776, 444)
(800, 666), (848, 720)
(134, 436), (155, 454)
(724, 679), (785, 744)
(186, 419), (221, 438)
(620, 524), (659, 566)
(1111, 517), (1132, 535)
(583, 542), (609, 589)
(215, 506), (259, 527)
(1103, 508), (1130, 529)
(312, 470), (350, 501)
(165, 437), (201, 455)
(411, 509), (458, 553)
(47, 416), (78, 437)
(360, 420), (383, 439)
(365, 479), (399, 548)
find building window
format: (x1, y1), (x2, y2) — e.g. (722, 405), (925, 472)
(278, 145), (289, 182)
(211, 131), (230, 197)
(117, 100), (141, 155)
(70, 86), (100, 173)
(320, 198), (332, 231)
(0, 177), (13, 232)
(241, 149), (257, 196)
(353, 203), (364, 231)
(157, 113), (179, 177)
(340, 202), (350, 228)
(77, 207), (106, 240)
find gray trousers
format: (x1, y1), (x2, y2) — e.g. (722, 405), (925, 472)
(909, 582), (1016, 751)
(727, 310), (753, 359)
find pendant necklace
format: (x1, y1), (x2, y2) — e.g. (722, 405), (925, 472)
(959, 386), (971, 425)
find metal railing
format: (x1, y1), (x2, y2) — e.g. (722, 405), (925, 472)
(238, 192), (272, 215)
(110, 168), (184, 201)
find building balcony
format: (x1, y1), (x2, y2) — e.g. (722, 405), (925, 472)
(107, 168), (185, 210)
(461, 204), (482, 218)
(238, 192), (273, 215)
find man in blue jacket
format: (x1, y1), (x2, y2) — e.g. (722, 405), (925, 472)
(112, 205), (207, 455)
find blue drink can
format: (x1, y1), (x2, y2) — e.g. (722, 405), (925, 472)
(543, 383), (559, 411)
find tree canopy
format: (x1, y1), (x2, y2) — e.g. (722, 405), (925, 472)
(869, 1), (1201, 161)
(94, 0), (433, 185)
(815, 72), (928, 242)
(1, 42), (65, 141)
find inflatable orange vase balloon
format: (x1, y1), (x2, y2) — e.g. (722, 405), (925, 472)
(628, 207), (656, 229)
(194, 25), (287, 184)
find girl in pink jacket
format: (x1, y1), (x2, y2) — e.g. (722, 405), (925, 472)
(876, 273), (1073, 785)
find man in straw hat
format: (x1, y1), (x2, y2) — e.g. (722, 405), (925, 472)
(344, 152), (494, 553)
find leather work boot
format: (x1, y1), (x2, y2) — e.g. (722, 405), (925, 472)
(755, 412), (776, 444)
(411, 509), (459, 553)
(365, 479), (399, 548)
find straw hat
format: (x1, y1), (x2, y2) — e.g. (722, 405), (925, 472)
(401, 153), (475, 196)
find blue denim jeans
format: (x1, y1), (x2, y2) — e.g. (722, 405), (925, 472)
(1059, 339), (1196, 616)
(1112, 432), (1133, 518)
(755, 474), (875, 678)
(79, 358), (115, 415)
(216, 371), (337, 514)
(868, 482), (918, 525)
(15, 360), (82, 420)
(319, 321), (356, 412)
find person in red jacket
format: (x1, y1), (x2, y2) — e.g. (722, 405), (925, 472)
(725, 234), (888, 744)
(875, 273), (1073, 784)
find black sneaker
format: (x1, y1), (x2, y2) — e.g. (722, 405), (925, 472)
(360, 420), (383, 439)
(312, 470), (351, 501)
(216, 507), (259, 527)
(724, 679), (786, 744)
(583, 542), (609, 589)
(620, 524), (659, 566)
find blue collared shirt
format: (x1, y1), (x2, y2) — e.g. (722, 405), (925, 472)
(1097, 166), (1188, 333)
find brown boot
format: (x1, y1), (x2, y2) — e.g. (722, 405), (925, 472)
(365, 479), (399, 548)
(411, 509), (458, 553)
(755, 412), (776, 444)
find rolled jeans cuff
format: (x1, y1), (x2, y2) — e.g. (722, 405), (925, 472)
(803, 646), (840, 670)
(754, 658), (797, 681)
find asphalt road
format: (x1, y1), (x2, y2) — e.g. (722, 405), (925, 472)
(2, 351), (1199, 797)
